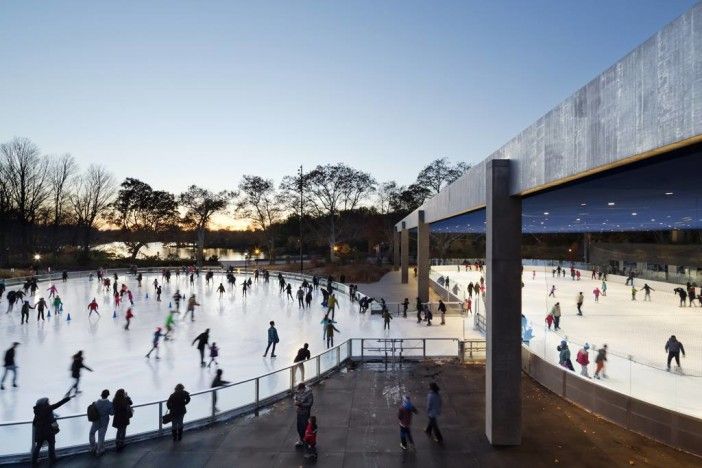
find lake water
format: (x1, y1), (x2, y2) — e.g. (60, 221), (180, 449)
(94, 242), (265, 261)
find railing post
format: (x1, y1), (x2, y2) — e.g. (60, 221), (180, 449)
(211, 391), (216, 421)
(347, 339), (352, 362)
(316, 355), (321, 378)
(158, 401), (163, 435)
(255, 377), (260, 415)
(423, 339), (426, 357)
(290, 366), (295, 392)
(361, 339), (364, 362)
(336, 346), (340, 367)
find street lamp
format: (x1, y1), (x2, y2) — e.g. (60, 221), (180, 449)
(34, 254), (41, 261)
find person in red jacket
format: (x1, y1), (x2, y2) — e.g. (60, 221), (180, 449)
(124, 308), (134, 330)
(303, 415), (317, 460)
(576, 343), (591, 378)
(87, 298), (100, 317)
(398, 395), (418, 450)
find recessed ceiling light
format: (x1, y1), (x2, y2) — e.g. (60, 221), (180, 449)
(575, 218), (580, 221)
(631, 212), (637, 216)
(580, 203), (587, 206)
(543, 212), (549, 215)
(665, 192), (673, 195)
(607, 202), (615, 206)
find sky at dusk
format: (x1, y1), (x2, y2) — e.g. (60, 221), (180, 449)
(0, 0), (697, 197)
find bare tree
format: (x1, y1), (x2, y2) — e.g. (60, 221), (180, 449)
(0, 137), (50, 259)
(70, 165), (116, 254)
(375, 181), (398, 215)
(416, 157), (470, 195)
(48, 153), (77, 227)
(179, 186), (236, 266)
(236, 175), (285, 262)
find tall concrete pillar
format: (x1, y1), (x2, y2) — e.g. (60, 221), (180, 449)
(417, 210), (430, 303)
(485, 159), (522, 446)
(400, 222), (409, 284)
(393, 230), (400, 269)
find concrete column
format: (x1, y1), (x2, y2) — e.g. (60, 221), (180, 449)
(417, 210), (430, 303)
(393, 230), (400, 269)
(400, 222), (409, 284)
(485, 159), (522, 446)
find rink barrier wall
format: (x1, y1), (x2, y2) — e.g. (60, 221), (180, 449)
(521, 346), (702, 458)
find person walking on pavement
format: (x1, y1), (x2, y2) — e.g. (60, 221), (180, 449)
(398, 395), (418, 450)
(192, 329), (210, 366)
(665, 335), (686, 372)
(576, 292), (584, 316)
(31, 394), (72, 465)
(293, 383), (314, 448)
(425, 382), (443, 444)
(1, 342), (19, 390)
(166, 384), (191, 441)
(112, 388), (133, 451)
(293, 343), (311, 384)
(594, 344), (608, 379)
(264, 321), (279, 357)
(88, 389), (114, 456)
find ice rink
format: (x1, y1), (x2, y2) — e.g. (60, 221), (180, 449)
(0, 271), (465, 427)
(433, 265), (702, 417)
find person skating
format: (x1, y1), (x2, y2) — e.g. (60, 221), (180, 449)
(592, 287), (600, 302)
(173, 290), (182, 310)
(327, 293), (337, 319)
(192, 329), (210, 366)
(52, 295), (63, 314)
(297, 287), (305, 308)
(66, 351), (93, 397)
(19, 300), (33, 325)
(47, 284), (58, 298)
(415, 298), (423, 323)
(631, 286), (638, 301)
(382, 307), (393, 330)
(594, 344), (608, 379)
(163, 311), (176, 340)
(674, 287), (687, 307)
(156, 285), (162, 302)
(425, 308), (433, 326)
(145, 327), (164, 359)
(425, 382), (443, 444)
(124, 307), (135, 330)
(557, 340), (573, 371)
(35, 297), (48, 321)
(576, 343), (591, 378)
(402, 298), (409, 318)
(31, 394), (72, 465)
(1, 342), (19, 390)
(206, 342), (220, 368)
(211, 369), (230, 412)
(88, 298), (100, 317)
(166, 384), (191, 441)
(217, 283), (225, 298)
(325, 320), (340, 349)
(184, 294), (200, 322)
(305, 289), (312, 308)
(293, 343), (311, 384)
(398, 395), (418, 450)
(242, 281), (248, 297)
(263, 321), (279, 357)
(88, 389), (114, 456)
(548, 285), (556, 298)
(576, 292), (584, 316)
(642, 283), (654, 301)
(112, 388), (133, 451)
(665, 335), (685, 372)
(5, 290), (17, 313)
(438, 300), (447, 325)
(293, 383), (314, 448)
(601, 280), (607, 297)
(285, 283), (293, 301)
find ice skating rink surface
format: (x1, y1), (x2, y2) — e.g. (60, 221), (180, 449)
(433, 265), (702, 417)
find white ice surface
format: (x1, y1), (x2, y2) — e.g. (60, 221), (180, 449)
(433, 265), (702, 418)
(0, 272), (468, 455)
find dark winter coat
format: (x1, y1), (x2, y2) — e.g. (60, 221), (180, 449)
(112, 396), (133, 428)
(33, 397), (70, 440)
(166, 389), (191, 416)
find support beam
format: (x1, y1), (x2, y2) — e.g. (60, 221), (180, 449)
(400, 222), (409, 284)
(485, 159), (522, 446)
(417, 210), (430, 303)
(393, 230), (400, 269)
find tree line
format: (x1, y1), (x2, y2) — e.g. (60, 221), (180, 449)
(0, 136), (470, 266)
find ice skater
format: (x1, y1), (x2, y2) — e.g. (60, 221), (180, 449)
(66, 351), (93, 397)
(382, 307), (393, 330)
(20, 300), (34, 324)
(594, 344), (608, 379)
(124, 307), (134, 330)
(47, 284), (58, 298)
(576, 343), (590, 378)
(601, 280), (607, 297)
(592, 287), (600, 302)
(145, 328), (164, 359)
(1, 342), (19, 390)
(52, 295), (63, 314)
(325, 320), (340, 349)
(264, 321), (279, 357)
(192, 329), (210, 367)
(642, 283), (654, 301)
(184, 294), (200, 321)
(548, 285), (556, 297)
(665, 335), (685, 372)
(211, 369), (230, 412)
(36, 297), (48, 321)
(88, 298), (100, 317)
(576, 292), (584, 316)
(285, 283), (293, 301)
(631, 286), (638, 301)
(163, 311), (176, 340)
(217, 283), (225, 298)
(206, 342), (219, 368)
(550, 303), (561, 330)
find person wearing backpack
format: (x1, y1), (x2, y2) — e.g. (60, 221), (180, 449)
(576, 343), (591, 378)
(88, 389), (114, 456)
(112, 388), (133, 451)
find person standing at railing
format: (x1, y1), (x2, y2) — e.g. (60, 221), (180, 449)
(112, 388), (133, 451)
(31, 394), (72, 465)
(293, 382), (314, 449)
(166, 383), (191, 441)
(1, 342), (19, 390)
(293, 343), (311, 383)
(88, 389), (114, 456)
(264, 322), (279, 357)
(576, 344), (591, 378)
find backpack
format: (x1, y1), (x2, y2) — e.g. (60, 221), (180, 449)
(87, 402), (99, 422)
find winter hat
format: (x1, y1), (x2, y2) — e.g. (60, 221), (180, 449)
(584, 343), (590, 350)
(560, 340), (567, 346)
